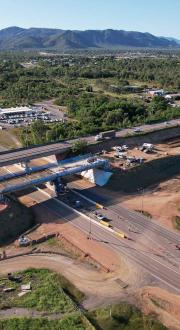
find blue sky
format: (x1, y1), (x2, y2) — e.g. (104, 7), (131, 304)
(0, 0), (179, 38)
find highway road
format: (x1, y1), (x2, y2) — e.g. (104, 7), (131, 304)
(68, 184), (180, 253)
(22, 187), (180, 293)
(1, 161), (180, 293)
(0, 118), (179, 167)
(62, 180), (180, 267)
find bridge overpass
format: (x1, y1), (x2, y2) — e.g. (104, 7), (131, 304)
(0, 119), (179, 167)
(0, 141), (71, 167)
(0, 157), (108, 197)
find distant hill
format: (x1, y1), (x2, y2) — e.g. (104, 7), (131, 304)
(0, 27), (178, 50)
(164, 37), (180, 45)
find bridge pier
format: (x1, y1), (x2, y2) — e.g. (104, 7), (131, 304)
(0, 193), (4, 202)
(0, 193), (9, 203)
(21, 160), (31, 174)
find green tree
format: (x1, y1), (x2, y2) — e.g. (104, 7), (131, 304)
(31, 120), (47, 145)
(71, 140), (87, 155)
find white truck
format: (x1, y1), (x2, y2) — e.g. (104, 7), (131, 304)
(95, 130), (116, 141)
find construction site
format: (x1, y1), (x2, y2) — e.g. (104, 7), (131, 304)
(0, 125), (180, 330)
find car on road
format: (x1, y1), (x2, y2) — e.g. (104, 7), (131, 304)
(133, 128), (142, 133)
(94, 212), (107, 221)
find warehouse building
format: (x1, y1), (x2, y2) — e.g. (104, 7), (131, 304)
(0, 106), (37, 118)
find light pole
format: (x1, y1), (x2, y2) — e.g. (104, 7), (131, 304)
(138, 187), (144, 214)
(87, 217), (92, 240)
(141, 188), (144, 214)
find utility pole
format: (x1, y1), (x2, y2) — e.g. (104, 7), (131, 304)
(87, 217), (92, 240)
(138, 187), (144, 214)
(141, 189), (144, 214)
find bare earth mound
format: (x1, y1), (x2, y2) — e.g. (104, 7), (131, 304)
(122, 176), (180, 229)
(137, 286), (180, 330)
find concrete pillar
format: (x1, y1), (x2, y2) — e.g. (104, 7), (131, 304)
(24, 160), (30, 174)
(20, 160), (31, 174)
(0, 193), (4, 202)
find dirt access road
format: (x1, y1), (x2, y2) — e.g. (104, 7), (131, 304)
(0, 253), (137, 310)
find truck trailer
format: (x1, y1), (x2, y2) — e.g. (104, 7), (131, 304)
(95, 130), (116, 141)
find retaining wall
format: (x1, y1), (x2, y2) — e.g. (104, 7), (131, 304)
(86, 126), (180, 154)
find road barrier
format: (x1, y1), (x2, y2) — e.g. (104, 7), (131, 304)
(100, 220), (111, 228)
(115, 230), (126, 238)
(96, 203), (104, 209)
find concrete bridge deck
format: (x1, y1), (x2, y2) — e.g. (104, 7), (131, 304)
(0, 119), (179, 167)
(0, 158), (108, 195)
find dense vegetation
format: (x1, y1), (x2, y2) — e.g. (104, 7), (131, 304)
(87, 303), (166, 330)
(0, 315), (91, 330)
(0, 53), (180, 146)
(20, 93), (180, 146)
(0, 312), (91, 330)
(0, 268), (166, 330)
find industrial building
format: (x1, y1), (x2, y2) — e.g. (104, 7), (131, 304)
(0, 106), (37, 118)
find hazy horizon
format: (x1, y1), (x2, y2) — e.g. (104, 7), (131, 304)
(0, 0), (179, 39)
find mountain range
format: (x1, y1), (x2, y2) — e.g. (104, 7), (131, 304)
(0, 26), (179, 50)
(164, 37), (180, 45)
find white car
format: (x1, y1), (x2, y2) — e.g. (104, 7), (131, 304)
(94, 212), (106, 221)
(133, 128), (141, 133)
(95, 134), (102, 141)
(122, 144), (128, 150)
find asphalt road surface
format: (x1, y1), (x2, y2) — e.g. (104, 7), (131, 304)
(69, 184), (180, 250)
(0, 118), (179, 167)
(28, 188), (180, 294)
(1, 161), (180, 293)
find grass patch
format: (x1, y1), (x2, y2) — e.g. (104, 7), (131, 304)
(0, 129), (21, 149)
(172, 215), (180, 231)
(0, 313), (93, 330)
(87, 303), (167, 330)
(0, 268), (84, 313)
(0, 131), (16, 149)
(0, 270), (166, 329)
(47, 237), (59, 247)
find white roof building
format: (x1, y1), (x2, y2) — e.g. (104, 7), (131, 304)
(0, 106), (35, 116)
